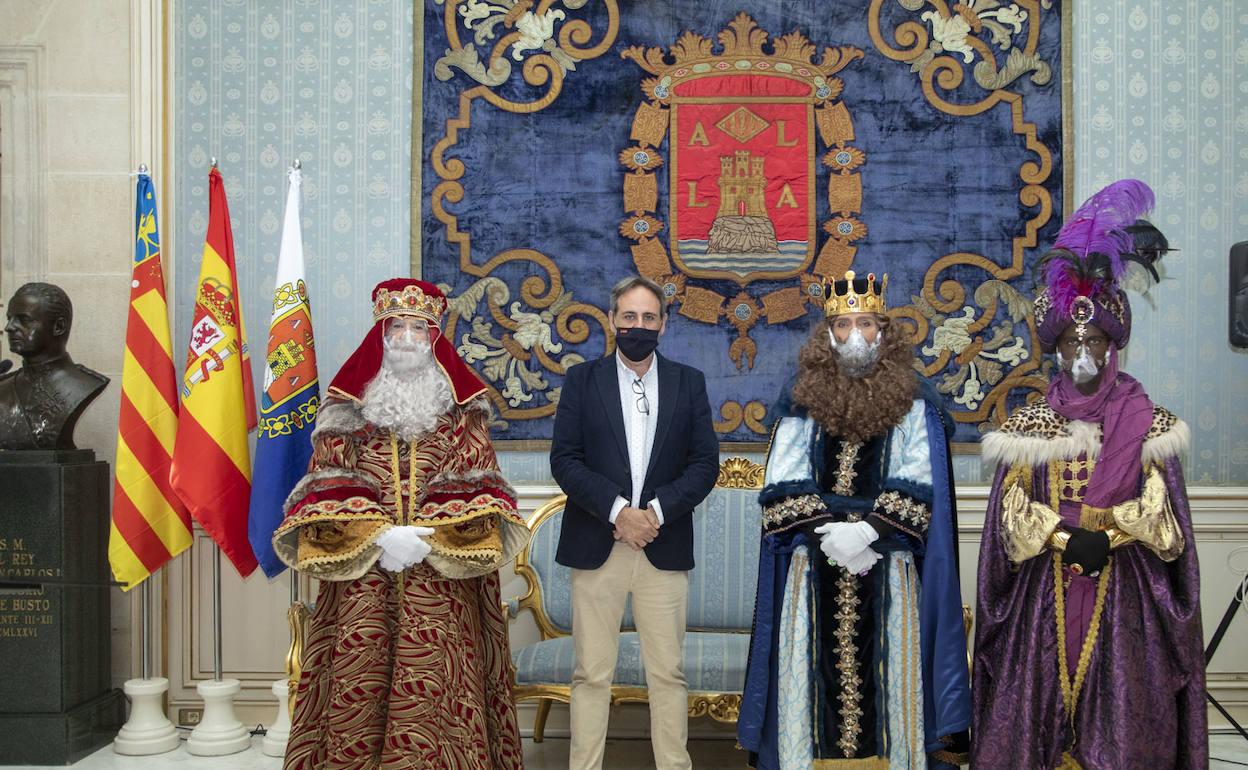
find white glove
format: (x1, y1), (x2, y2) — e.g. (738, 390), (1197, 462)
(375, 525), (436, 572)
(840, 547), (882, 576)
(812, 520), (880, 567)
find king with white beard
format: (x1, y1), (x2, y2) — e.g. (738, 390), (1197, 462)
(361, 317), (454, 440)
(272, 279), (530, 770)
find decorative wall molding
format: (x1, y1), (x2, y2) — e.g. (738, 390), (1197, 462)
(0, 44), (47, 298)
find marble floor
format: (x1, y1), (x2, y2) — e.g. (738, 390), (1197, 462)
(11, 733), (1248, 768)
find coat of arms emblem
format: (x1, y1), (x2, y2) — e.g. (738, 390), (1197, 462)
(620, 14), (865, 368)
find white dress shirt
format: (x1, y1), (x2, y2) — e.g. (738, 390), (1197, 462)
(607, 351), (665, 526)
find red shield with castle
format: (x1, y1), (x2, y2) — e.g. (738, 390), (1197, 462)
(620, 15), (865, 370)
(262, 281), (318, 411)
(671, 75), (815, 283)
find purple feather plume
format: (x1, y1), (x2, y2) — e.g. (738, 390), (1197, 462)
(1045, 179), (1155, 315)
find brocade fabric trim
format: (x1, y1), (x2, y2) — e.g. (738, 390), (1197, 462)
(1056, 457), (1095, 503)
(762, 493), (824, 529)
(832, 441), (864, 497)
(833, 569), (864, 757)
(872, 490), (931, 538)
(1053, 552), (1113, 767)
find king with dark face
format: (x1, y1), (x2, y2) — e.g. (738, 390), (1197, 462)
(0, 283), (108, 450)
(973, 180), (1207, 769)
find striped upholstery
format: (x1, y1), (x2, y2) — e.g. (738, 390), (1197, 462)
(521, 487), (762, 634)
(524, 509), (575, 633)
(687, 488), (761, 629)
(512, 631), (753, 694)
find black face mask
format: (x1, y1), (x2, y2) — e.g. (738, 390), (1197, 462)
(615, 326), (660, 362)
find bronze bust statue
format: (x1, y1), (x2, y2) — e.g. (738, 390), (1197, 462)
(0, 283), (109, 450)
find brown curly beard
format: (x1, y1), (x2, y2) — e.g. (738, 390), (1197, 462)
(791, 318), (919, 442)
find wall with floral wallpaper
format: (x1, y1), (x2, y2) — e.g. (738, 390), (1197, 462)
(1073, 0), (1247, 485)
(173, 0), (413, 382)
(171, 0), (1246, 485)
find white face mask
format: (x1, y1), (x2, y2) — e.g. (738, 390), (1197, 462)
(382, 329), (431, 375)
(1058, 345), (1101, 385)
(385, 321), (426, 350)
(828, 326), (882, 377)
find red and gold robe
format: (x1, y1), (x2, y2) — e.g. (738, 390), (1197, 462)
(273, 395), (529, 770)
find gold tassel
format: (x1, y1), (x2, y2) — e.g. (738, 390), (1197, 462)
(1058, 751), (1083, 769)
(285, 599), (310, 719)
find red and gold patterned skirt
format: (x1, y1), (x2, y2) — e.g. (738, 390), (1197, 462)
(284, 565), (524, 770)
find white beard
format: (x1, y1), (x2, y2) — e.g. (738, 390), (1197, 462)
(828, 327), (883, 378)
(361, 339), (455, 440)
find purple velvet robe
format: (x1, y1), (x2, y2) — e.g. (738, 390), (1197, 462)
(972, 457), (1207, 769)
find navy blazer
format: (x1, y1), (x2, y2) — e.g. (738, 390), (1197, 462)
(550, 352), (718, 571)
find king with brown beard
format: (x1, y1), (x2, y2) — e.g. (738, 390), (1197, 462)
(738, 271), (972, 770)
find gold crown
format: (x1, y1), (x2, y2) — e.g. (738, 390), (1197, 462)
(372, 284), (445, 324)
(823, 270), (887, 317)
(198, 278), (238, 327)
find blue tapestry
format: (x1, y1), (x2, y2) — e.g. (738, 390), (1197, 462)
(419, 0), (1065, 443)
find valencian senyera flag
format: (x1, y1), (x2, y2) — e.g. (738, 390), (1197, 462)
(109, 172), (193, 590)
(170, 167), (259, 577)
(248, 165), (319, 578)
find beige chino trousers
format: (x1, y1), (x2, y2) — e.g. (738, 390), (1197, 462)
(568, 542), (691, 770)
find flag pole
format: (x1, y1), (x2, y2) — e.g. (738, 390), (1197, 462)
(112, 163), (183, 755)
(114, 572), (180, 755)
(283, 156), (309, 710)
(261, 157), (314, 755)
(212, 546), (223, 681)
(141, 577), (152, 680)
(183, 158), (251, 755)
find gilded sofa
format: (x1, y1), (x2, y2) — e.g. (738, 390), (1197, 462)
(505, 457), (765, 741)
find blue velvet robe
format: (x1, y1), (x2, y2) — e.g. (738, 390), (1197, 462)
(739, 382), (972, 768)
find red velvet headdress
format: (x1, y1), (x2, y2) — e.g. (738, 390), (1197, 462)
(326, 279), (487, 405)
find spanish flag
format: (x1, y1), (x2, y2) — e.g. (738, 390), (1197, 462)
(109, 172), (192, 590)
(170, 167), (259, 577)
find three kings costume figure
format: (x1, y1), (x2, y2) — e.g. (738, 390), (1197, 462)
(739, 271), (973, 769)
(273, 279), (530, 770)
(973, 180), (1208, 769)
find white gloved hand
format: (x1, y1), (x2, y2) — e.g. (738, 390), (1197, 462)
(375, 525), (436, 572)
(812, 520), (880, 566)
(840, 547), (882, 576)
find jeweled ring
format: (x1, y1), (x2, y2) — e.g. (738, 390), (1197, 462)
(1070, 563), (1084, 575)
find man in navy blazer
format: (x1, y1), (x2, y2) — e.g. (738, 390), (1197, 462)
(550, 276), (717, 770)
